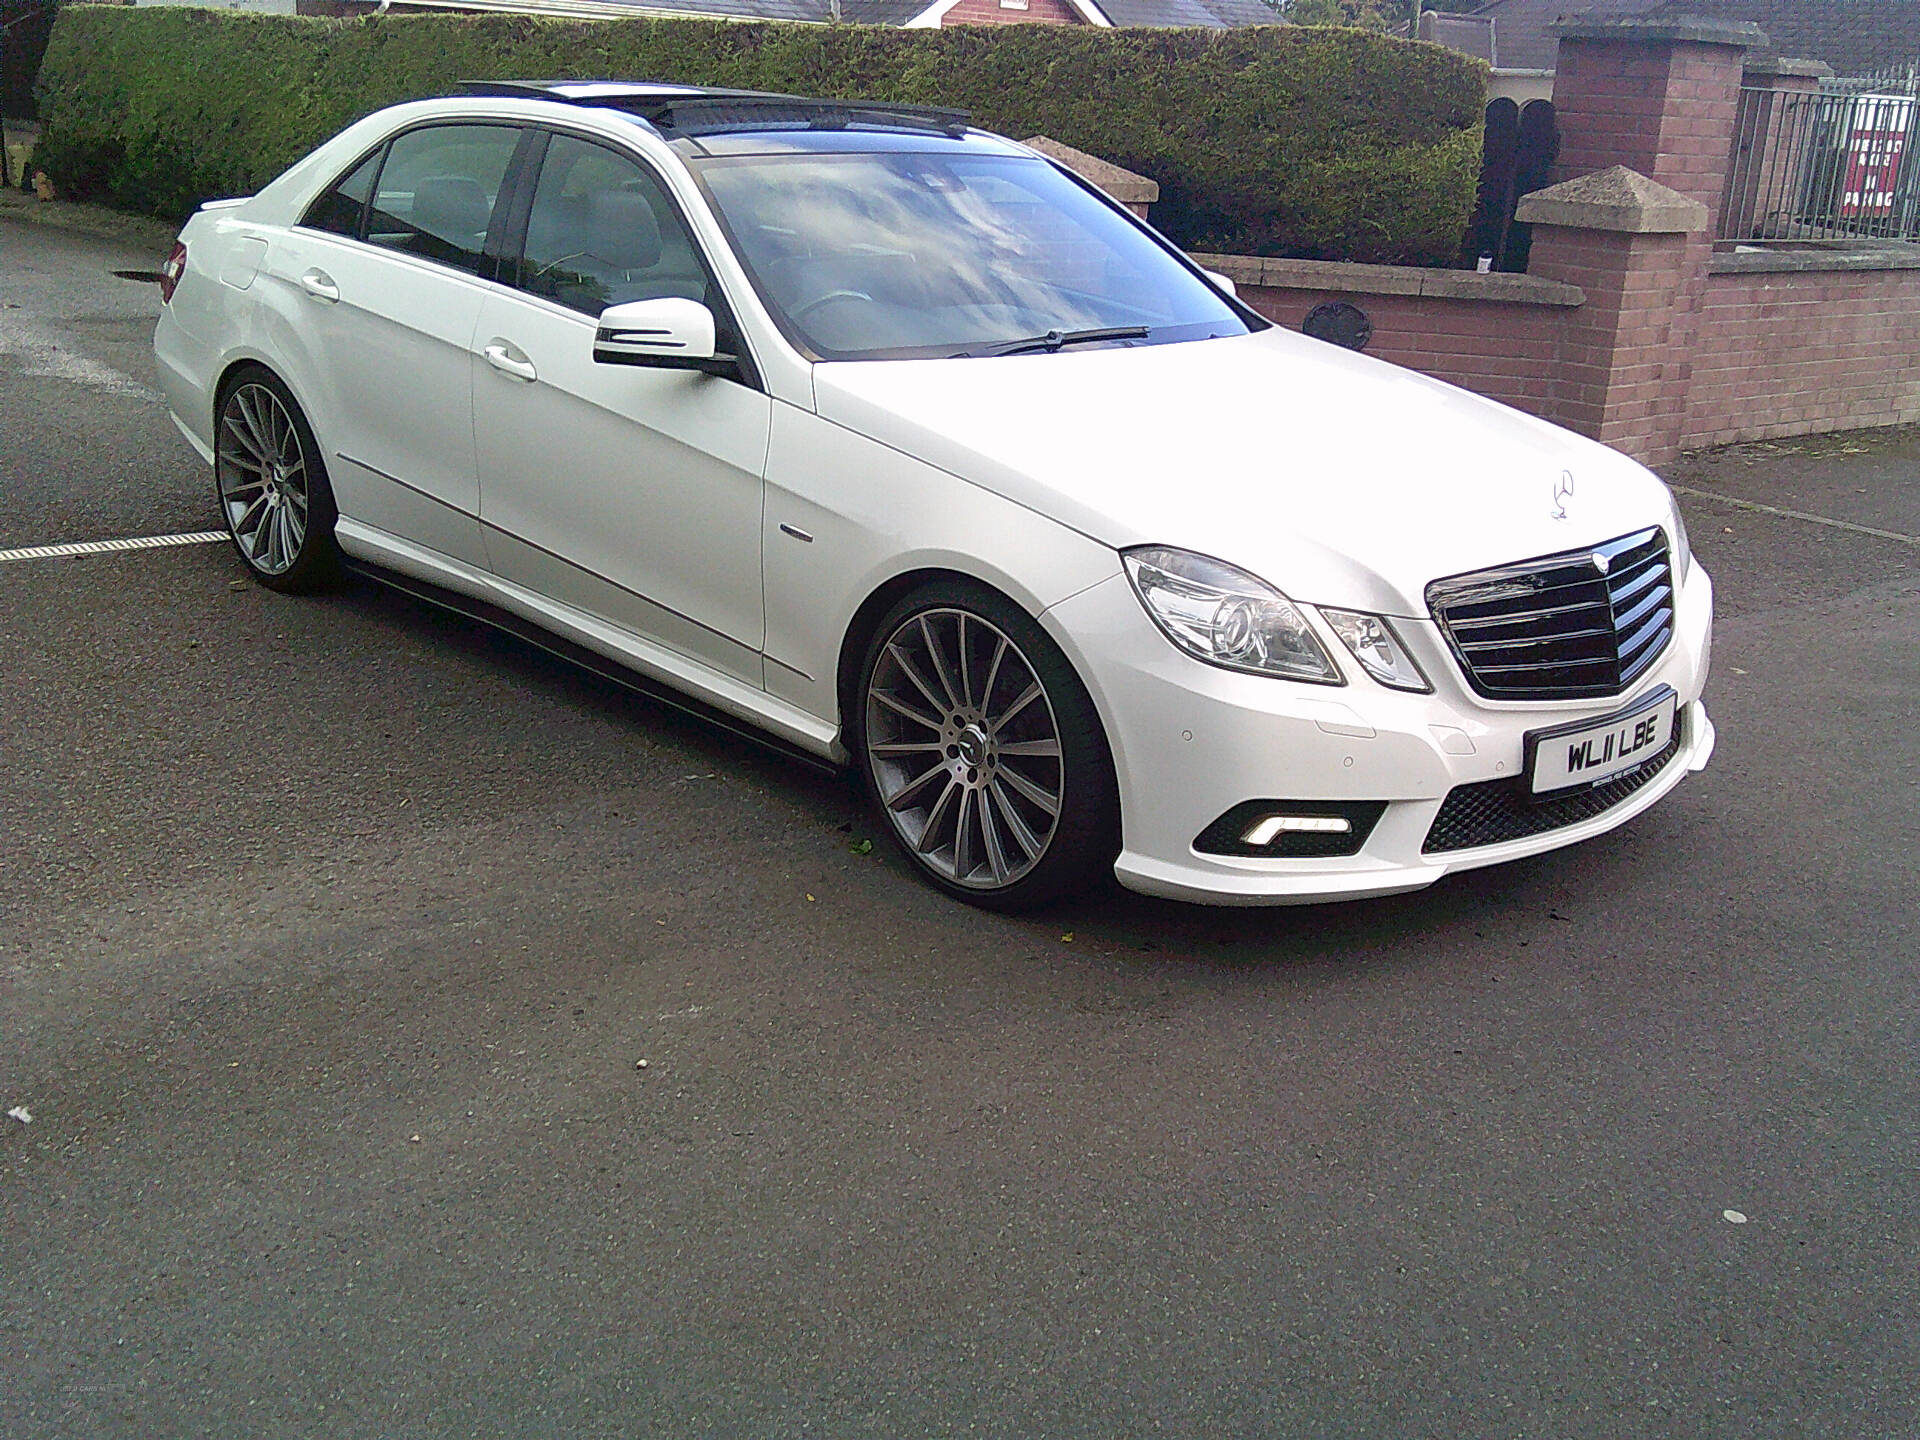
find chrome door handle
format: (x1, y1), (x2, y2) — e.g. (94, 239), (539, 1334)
(299, 270), (339, 303)
(482, 342), (537, 382)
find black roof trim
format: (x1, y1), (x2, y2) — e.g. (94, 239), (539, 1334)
(458, 80), (971, 138)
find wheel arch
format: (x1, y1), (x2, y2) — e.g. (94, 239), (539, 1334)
(835, 566), (984, 738)
(834, 564), (1122, 787)
(210, 351), (334, 464)
(211, 353), (282, 421)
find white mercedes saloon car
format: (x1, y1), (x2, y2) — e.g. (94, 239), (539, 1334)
(154, 81), (1715, 908)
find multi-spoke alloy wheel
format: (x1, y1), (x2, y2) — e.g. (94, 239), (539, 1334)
(215, 368), (338, 592)
(858, 585), (1118, 908)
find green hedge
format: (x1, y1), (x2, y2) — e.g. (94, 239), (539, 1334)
(34, 6), (1484, 264)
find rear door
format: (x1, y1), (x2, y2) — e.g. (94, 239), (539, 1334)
(272, 121), (528, 569)
(470, 130), (771, 685)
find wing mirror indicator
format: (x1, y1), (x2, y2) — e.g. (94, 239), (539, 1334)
(593, 297), (739, 375)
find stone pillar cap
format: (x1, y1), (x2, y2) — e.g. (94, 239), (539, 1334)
(1744, 54), (1833, 79)
(1514, 165), (1710, 234)
(1548, 13), (1766, 49)
(1021, 137), (1159, 205)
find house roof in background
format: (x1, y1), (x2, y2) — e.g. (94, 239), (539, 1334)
(1095, 0), (1280, 26)
(1419, 11), (1496, 61)
(841, 0), (937, 19)
(1465, 0), (1920, 75)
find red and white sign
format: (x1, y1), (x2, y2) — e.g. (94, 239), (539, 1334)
(1841, 93), (1915, 218)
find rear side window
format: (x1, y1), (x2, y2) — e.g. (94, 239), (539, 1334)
(364, 124), (522, 274)
(302, 149), (380, 238)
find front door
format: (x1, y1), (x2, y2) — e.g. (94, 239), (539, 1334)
(471, 131), (770, 685)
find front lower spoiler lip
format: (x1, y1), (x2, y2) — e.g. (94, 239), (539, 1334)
(1112, 701), (1716, 908)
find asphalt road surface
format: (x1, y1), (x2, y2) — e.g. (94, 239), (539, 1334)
(3, 212), (1916, 1439)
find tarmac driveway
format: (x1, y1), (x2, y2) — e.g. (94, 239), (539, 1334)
(2, 208), (1916, 1439)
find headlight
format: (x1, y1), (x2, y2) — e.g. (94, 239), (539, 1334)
(1121, 546), (1342, 684)
(1669, 502), (1692, 581)
(1319, 608), (1431, 693)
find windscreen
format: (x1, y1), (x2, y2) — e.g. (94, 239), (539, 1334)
(693, 150), (1253, 361)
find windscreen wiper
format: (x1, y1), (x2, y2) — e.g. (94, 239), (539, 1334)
(959, 325), (1150, 359)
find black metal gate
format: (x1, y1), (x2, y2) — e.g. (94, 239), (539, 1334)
(1, 0), (57, 121)
(1464, 97), (1559, 273)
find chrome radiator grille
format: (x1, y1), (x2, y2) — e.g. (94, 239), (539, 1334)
(1426, 528), (1675, 701)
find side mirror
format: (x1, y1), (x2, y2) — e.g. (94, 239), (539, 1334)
(1202, 269), (1237, 299)
(593, 297), (736, 374)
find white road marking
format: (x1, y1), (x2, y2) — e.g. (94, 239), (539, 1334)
(0, 311), (161, 401)
(1670, 484), (1919, 547)
(0, 530), (228, 564)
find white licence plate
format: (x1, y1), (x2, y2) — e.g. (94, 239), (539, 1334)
(1527, 689), (1678, 795)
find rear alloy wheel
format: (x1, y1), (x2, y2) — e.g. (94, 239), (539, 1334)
(215, 367), (339, 592)
(857, 582), (1118, 909)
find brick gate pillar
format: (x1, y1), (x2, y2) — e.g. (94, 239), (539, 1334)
(1520, 16), (1760, 465)
(1519, 169), (1706, 459)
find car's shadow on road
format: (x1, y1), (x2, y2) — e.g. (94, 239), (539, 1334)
(338, 565), (856, 798)
(332, 567), (1690, 984)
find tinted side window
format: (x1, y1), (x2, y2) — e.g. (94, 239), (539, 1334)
(302, 148), (382, 238)
(515, 134), (712, 317)
(366, 124), (521, 274)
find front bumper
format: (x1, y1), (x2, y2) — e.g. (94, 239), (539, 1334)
(1041, 562), (1715, 906)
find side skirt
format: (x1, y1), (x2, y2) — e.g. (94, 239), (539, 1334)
(341, 556), (845, 778)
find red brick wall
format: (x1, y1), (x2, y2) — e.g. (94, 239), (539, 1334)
(1235, 287), (1566, 418)
(1216, 30), (1919, 462)
(938, 0), (1084, 24)
(1683, 267), (1920, 447)
(1234, 260), (1920, 459)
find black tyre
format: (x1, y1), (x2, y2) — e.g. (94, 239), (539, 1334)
(214, 365), (340, 593)
(853, 579), (1120, 911)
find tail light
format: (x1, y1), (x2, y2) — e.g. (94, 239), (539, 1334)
(159, 241), (187, 304)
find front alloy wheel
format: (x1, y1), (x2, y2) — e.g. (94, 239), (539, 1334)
(216, 368), (339, 592)
(858, 583), (1118, 909)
